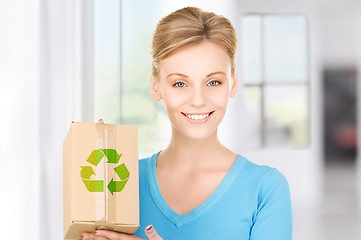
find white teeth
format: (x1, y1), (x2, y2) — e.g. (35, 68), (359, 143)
(185, 113), (210, 120)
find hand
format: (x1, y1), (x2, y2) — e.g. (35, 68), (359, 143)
(79, 225), (163, 240)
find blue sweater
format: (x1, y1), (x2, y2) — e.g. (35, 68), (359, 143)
(135, 152), (293, 239)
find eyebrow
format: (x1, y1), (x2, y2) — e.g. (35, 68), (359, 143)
(166, 71), (226, 79)
(206, 71), (226, 77)
(166, 73), (188, 79)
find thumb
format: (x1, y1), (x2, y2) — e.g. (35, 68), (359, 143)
(145, 225), (163, 240)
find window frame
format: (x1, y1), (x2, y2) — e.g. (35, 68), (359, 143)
(242, 13), (311, 149)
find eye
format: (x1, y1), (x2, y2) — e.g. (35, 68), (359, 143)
(174, 81), (186, 88)
(208, 80), (220, 86)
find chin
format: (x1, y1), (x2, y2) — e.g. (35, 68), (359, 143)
(177, 127), (218, 141)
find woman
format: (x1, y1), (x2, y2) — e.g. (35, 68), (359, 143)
(81, 6), (292, 240)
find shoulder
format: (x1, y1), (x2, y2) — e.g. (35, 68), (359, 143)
(138, 152), (160, 174)
(137, 154), (157, 191)
(243, 159), (291, 213)
(238, 156), (290, 195)
(242, 157), (288, 184)
(241, 158), (293, 239)
(138, 154), (153, 174)
(139, 155), (150, 168)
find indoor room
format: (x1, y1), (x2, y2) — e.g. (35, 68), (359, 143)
(0, 0), (360, 239)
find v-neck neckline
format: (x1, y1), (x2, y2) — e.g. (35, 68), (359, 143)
(146, 151), (247, 227)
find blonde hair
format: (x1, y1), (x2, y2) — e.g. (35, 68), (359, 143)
(151, 6), (238, 79)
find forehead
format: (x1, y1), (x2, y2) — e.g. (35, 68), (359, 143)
(158, 41), (231, 78)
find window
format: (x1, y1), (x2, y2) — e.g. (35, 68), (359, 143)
(242, 14), (310, 149)
(94, 0), (122, 123)
(93, 1), (172, 157)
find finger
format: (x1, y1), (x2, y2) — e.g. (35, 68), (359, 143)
(94, 230), (144, 240)
(98, 119), (104, 124)
(145, 225), (163, 240)
(80, 232), (109, 240)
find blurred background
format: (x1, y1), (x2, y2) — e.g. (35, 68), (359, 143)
(0, 0), (360, 239)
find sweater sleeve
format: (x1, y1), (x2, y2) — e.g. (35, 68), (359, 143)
(250, 169), (293, 240)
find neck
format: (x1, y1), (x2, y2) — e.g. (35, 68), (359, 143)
(158, 128), (228, 169)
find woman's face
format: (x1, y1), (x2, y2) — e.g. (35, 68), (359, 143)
(151, 40), (238, 140)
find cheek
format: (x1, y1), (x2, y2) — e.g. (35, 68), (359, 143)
(161, 89), (186, 111)
(207, 88), (231, 108)
(215, 98), (230, 110)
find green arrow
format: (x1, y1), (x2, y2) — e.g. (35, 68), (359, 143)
(114, 163), (130, 180)
(80, 166), (95, 179)
(82, 179), (104, 192)
(99, 149), (122, 164)
(86, 150), (104, 166)
(107, 178), (128, 195)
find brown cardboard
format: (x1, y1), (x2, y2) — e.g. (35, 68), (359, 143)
(63, 121), (139, 240)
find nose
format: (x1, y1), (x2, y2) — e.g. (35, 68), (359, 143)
(190, 85), (206, 107)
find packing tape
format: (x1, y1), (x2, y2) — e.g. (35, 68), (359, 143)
(106, 125), (117, 226)
(95, 123), (106, 224)
(95, 123), (117, 228)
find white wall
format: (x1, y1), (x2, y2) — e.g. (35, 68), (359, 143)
(317, 1), (361, 66)
(0, 0), (41, 239)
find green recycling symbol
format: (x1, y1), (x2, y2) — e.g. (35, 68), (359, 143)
(80, 149), (130, 195)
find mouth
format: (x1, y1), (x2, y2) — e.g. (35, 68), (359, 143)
(181, 111), (214, 121)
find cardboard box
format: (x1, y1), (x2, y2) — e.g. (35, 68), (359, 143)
(63, 121), (139, 240)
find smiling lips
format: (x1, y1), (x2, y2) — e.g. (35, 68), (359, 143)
(182, 111), (214, 122)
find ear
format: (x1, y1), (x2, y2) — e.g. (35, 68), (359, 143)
(150, 75), (162, 101)
(230, 72), (239, 98)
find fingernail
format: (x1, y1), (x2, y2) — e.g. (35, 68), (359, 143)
(146, 225), (153, 231)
